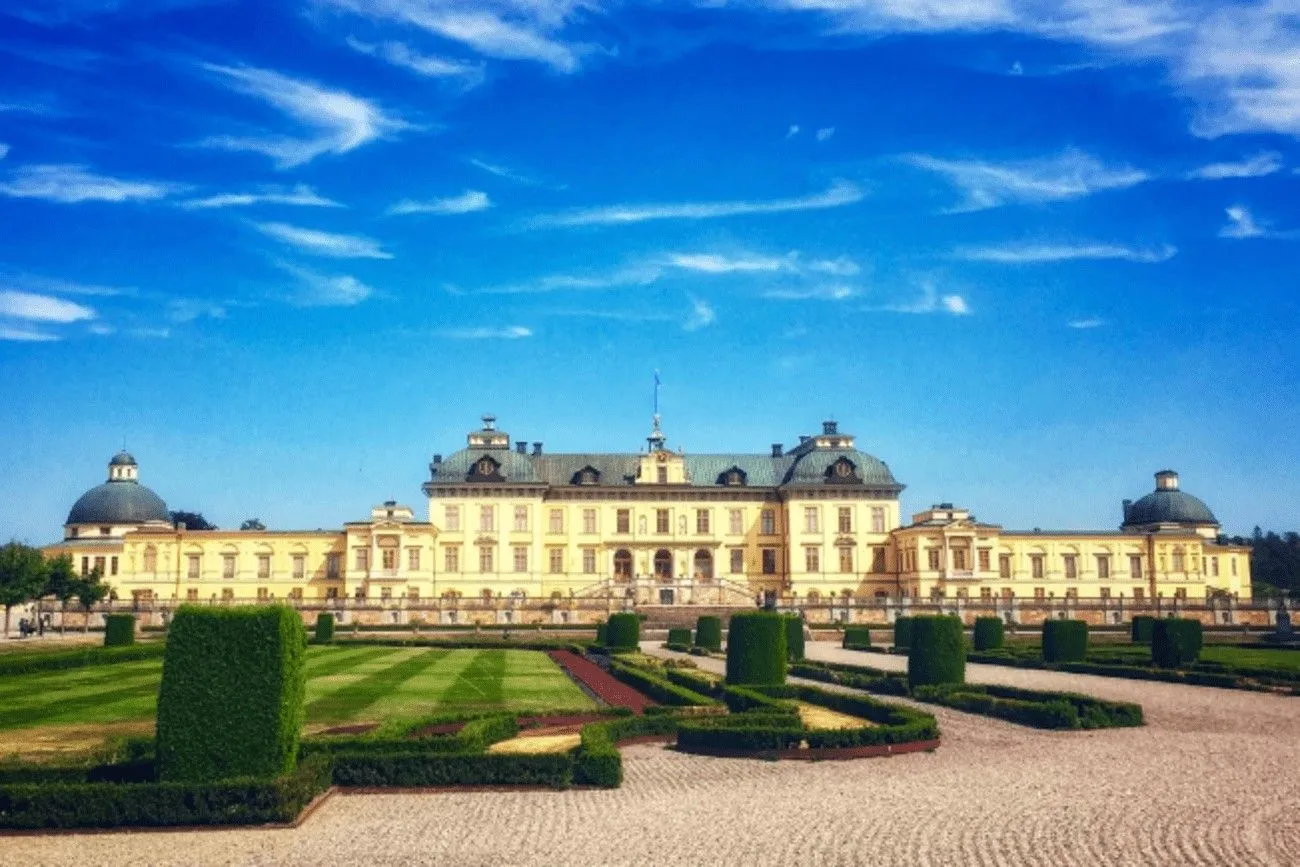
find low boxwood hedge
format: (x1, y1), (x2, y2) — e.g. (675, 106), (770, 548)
(103, 614), (136, 647)
(725, 611), (787, 685)
(784, 615), (806, 662)
(667, 627), (692, 646)
(972, 617), (1004, 651)
(1152, 618), (1203, 668)
(695, 615), (723, 652)
(893, 616), (915, 650)
(1130, 615), (1156, 644)
(907, 615), (966, 689)
(606, 613), (640, 650)
(789, 661), (910, 696)
(663, 667), (718, 697)
(595, 621), (608, 645)
(608, 660), (718, 706)
(574, 714), (682, 787)
(301, 715), (519, 758)
(314, 613), (335, 643)
(0, 643), (164, 677)
(842, 626), (872, 649)
(329, 752), (574, 788)
(1042, 619), (1088, 663)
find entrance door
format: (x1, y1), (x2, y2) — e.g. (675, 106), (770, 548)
(654, 549), (673, 581)
(659, 588), (675, 605)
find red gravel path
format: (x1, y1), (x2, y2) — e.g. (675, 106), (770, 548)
(548, 650), (656, 714)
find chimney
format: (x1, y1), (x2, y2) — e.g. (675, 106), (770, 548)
(532, 442), (543, 455)
(1122, 499), (1133, 522)
(516, 441), (527, 454)
(798, 435), (810, 444)
(771, 443), (783, 458)
(432, 454), (442, 464)
(822, 420), (838, 435)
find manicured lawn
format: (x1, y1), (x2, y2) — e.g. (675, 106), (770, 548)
(0, 647), (596, 748)
(992, 640), (1300, 673)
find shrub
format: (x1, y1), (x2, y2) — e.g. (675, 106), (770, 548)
(156, 606), (306, 783)
(605, 613), (640, 650)
(314, 613), (335, 643)
(574, 714), (681, 787)
(664, 667), (718, 696)
(725, 611), (787, 685)
(1152, 618), (1203, 668)
(667, 627), (692, 647)
(893, 616), (915, 650)
(842, 626), (872, 648)
(1131, 615), (1156, 644)
(103, 614), (136, 647)
(595, 621), (607, 646)
(1042, 619), (1088, 663)
(694, 615), (722, 652)
(907, 615), (966, 689)
(0, 643), (164, 677)
(329, 753), (573, 789)
(972, 617), (1004, 651)
(784, 615), (806, 662)
(607, 660), (717, 706)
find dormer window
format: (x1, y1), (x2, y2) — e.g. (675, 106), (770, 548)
(572, 466), (601, 485)
(825, 458), (859, 483)
(468, 455), (503, 481)
(718, 466), (747, 486)
(477, 458), (494, 475)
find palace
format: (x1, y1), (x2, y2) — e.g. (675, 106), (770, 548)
(43, 415), (1252, 610)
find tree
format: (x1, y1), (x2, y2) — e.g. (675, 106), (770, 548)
(240, 518), (266, 531)
(170, 511), (216, 531)
(0, 542), (49, 638)
(43, 554), (78, 636)
(75, 570), (110, 635)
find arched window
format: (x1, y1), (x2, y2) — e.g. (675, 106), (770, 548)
(654, 549), (673, 581)
(807, 590), (821, 603)
(143, 546), (157, 573)
(693, 549), (713, 581)
(614, 549), (633, 581)
(481, 588), (494, 601)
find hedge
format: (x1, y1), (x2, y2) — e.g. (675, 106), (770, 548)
(972, 617), (1004, 651)
(0, 643), (164, 677)
(720, 684), (798, 714)
(893, 616), (915, 650)
(329, 752), (573, 788)
(595, 621), (608, 645)
(605, 612), (640, 650)
(156, 605), (307, 783)
(301, 715), (519, 757)
(574, 714), (682, 787)
(695, 615), (723, 652)
(0, 753), (331, 830)
(667, 627), (692, 647)
(907, 615), (966, 689)
(1042, 619), (1088, 663)
(842, 626), (872, 649)
(314, 612), (335, 643)
(664, 667), (719, 697)
(1131, 615), (1156, 644)
(725, 611), (787, 685)
(1152, 618), (1203, 668)
(784, 615), (806, 662)
(608, 660), (718, 706)
(789, 662), (909, 696)
(103, 614), (136, 647)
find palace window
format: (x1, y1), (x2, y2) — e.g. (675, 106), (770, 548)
(582, 549), (597, 574)
(94, 556), (106, 575)
(222, 554), (236, 580)
(1095, 555), (1110, 579)
(1001, 588), (1014, 599)
(186, 588), (199, 601)
(221, 588), (234, 601)
(657, 466), (668, 484)
(1174, 587), (1187, 600)
(616, 509), (631, 534)
(872, 546), (887, 573)
(290, 588), (304, 601)
(445, 546), (460, 573)
(761, 509), (776, 535)
(81, 556), (89, 576)
(514, 506), (529, 532)
(257, 587), (269, 601)
(293, 555), (305, 580)
(838, 507), (852, 533)
(871, 507), (885, 534)
(326, 553), (340, 579)
(479, 546), (494, 573)
(978, 549), (990, 572)
(1034, 587), (1046, 600)
(406, 588), (418, 601)
(1065, 588), (1078, 600)
(513, 547), (528, 573)
(838, 547), (853, 574)
(548, 509), (564, 533)
(144, 547), (157, 572)
(187, 554), (200, 579)
(804, 507), (819, 533)
(549, 548), (564, 574)
(444, 506), (461, 531)
(656, 509), (670, 534)
(999, 554), (1011, 578)
(258, 554), (272, 578)
(355, 549), (369, 571)
(380, 587), (391, 601)
(981, 587), (993, 600)
(954, 548), (968, 570)
(479, 506), (494, 533)
(1030, 554), (1044, 579)
(1134, 587), (1145, 601)
(1063, 554), (1077, 580)
(927, 549), (941, 571)
(729, 509), (744, 535)
(805, 547), (820, 572)
(1099, 587), (1111, 599)
(408, 548), (420, 571)
(1172, 548), (1186, 572)
(583, 509), (597, 534)
(730, 549), (744, 574)
(382, 548), (397, 571)
(1129, 555), (1142, 578)
(696, 509), (710, 534)
(1231, 558), (1238, 577)
(761, 548), (777, 574)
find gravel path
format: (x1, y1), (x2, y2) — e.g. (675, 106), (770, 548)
(6, 641), (1297, 866)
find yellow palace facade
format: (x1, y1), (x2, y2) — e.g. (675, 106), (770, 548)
(44, 415), (1251, 610)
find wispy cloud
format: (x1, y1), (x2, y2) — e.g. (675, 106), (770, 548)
(181, 184), (342, 209)
(0, 143), (8, 159)
(665, 252), (794, 274)
(0, 288), (95, 322)
(166, 299), (227, 323)
(387, 189), (491, 216)
(345, 36), (485, 87)
(816, 126), (835, 141)
(0, 164), (180, 203)
(0, 324), (59, 342)
(1219, 205), (1266, 239)
(1187, 152), (1283, 180)
(1068, 317), (1106, 329)
(278, 262), (375, 306)
(467, 156), (550, 187)
(470, 265), (662, 295)
(786, 124), (800, 138)
(683, 295), (716, 331)
(955, 241), (1176, 264)
(0, 273), (130, 298)
(198, 63), (408, 168)
(440, 325), (533, 339)
(904, 149), (1148, 211)
(762, 285), (858, 301)
(530, 179), (864, 228)
(864, 279), (970, 316)
(253, 221), (394, 259)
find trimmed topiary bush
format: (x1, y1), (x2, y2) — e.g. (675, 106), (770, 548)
(103, 614), (135, 647)
(784, 615), (806, 662)
(1151, 618), (1203, 668)
(605, 612), (640, 650)
(314, 612), (335, 643)
(972, 616), (1004, 651)
(907, 615), (966, 689)
(725, 611), (787, 686)
(156, 605), (307, 783)
(694, 615), (722, 652)
(595, 621), (608, 646)
(1130, 615), (1156, 644)
(1042, 619), (1088, 663)
(842, 626), (872, 648)
(666, 627), (692, 647)
(893, 616), (915, 651)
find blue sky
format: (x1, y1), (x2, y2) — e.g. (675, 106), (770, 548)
(2, 0), (1298, 543)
